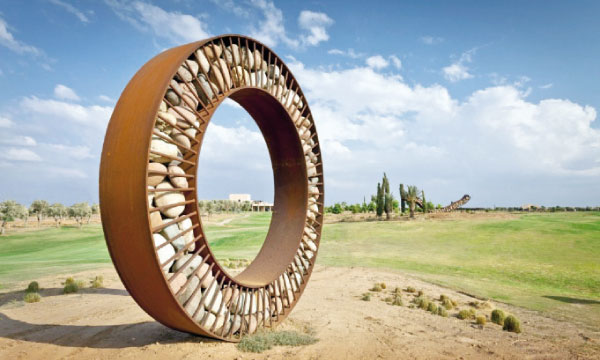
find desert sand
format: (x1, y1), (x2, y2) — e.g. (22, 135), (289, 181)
(1, 265), (598, 359)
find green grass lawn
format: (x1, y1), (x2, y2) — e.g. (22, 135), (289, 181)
(1, 212), (598, 327)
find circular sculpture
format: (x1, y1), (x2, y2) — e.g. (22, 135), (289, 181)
(99, 35), (323, 341)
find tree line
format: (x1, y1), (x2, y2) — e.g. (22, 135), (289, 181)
(0, 200), (99, 235)
(197, 200), (253, 216)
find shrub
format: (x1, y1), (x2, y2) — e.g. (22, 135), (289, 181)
(414, 296), (430, 310)
(437, 307), (448, 317)
(380, 282), (387, 290)
(90, 276), (104, 288)
(439, 294), (448, 302)
(427, 302), (438, 313)
(391, 295), (403, 306)
(417, 290), (424, 297)
(393, 287), (402, 295)
(476, 315), (486, 325)
(237, 330), (318, 353)
(24, 292), (41, 303)
(442, 298), (454, 310)
(65, 277), (75, 285)
(405, 286), (416, 293)
(370, 283), (383, 292)
(503, 315), (521, 333)
(64, 282), (79, 294)
(26, 281), (40, 293)
(491, 309), (505, 325)
(457, 309), (475, 320)
(361, 293), (371, 301)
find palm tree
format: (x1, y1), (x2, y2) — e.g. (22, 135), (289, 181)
(405, 186), (421, 219)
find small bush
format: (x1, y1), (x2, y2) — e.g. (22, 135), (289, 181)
(90, 276), (104, 288)
(437, 307), (448, 317)
(370, 283), (383, 292)
(414, 296), (430, 310)
(361, 293), (371, 301)
(26, 281), (40, 293)
(442, 298), (454, 310)
(380, 282), (387, 289)
(439, 294), (448, 302)
(427, 302), (438, 313)
(237, 330), (318, 353)
(503, 315), (521, 333)
(491, 309), (505, 325)
(65, 277), (75, 285)
(417, 290), (424, 297)
(405, 286), (416, 293)
(393, 287), (402, 295)
(24, 292), (41, 303)
(64, 282), (79, 294)
(451, 299), (458, 307)
(457, 309), (475, 320)
(476, 315), (486, 325)
(391, 295), (403, 306)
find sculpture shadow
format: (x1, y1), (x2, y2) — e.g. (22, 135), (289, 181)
(0, 313), (218, 349)
(543, 295), (600, 305)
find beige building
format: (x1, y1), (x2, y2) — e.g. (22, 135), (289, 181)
(252, 200), (274, 212)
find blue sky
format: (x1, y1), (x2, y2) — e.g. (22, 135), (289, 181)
(0, 0), (599, 207)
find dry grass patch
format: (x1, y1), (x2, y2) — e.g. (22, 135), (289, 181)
(23, 292), (41, 303)
(237, 330), (318, 353)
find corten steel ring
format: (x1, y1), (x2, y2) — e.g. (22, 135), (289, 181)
(99, 35), (324, 341)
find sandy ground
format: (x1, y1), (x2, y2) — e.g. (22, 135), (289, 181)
(0, 265), (599, 360)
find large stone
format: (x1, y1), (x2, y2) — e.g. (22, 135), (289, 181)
(203, 282), (223, 313)
(178, 217), (195, 250)
(168, 165), (188, 188)
(170, 129), (191, 152)
(148, 186), (155, 208)
(184, 286), (202, 316)
(232, 66), (250, 87)
(167, 106), (197, 129)
(196, 262), (210, 281)
(159, 100), (167, 112)
(180, 90), (199, 110)
(224, 315), (242, 334)
(176, 60), (198, 83)
(246, 315), (258, 334)
(194, 49), (210, 74)
(209, 59), (232, 92)
(241, 47), (254, 69)
(154, 182), (185, 218)
(153, 233), (175, 271)
(149, 211), (163, 229)
(157, 111), (177, 127)
(193, 74), (218, 104)
(177, 274), (199, 304)
(165, 89), (180, 106)
(223, 286), (239, 305)
(150, 135), (178, 163)
(199, 267), (214, 288)
(192, 302), (206, 322)
(173, 254), (202, 276)
(170, 272), (187, 294)
(148, 163), (167, 187)
(203, 43), (222, 60)
(225, 44), (241, 65)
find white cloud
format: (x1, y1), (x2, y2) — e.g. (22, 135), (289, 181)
(389, 55), (402, 69)
(209, 0), (249, 17)
(0, 16), (41, 55)
(286, 58), (600, 205)
(20, 96), (112, 127)
(328, 48), (364, 59)
(98, 95), (115, 102)
(54, 84), (80, 101)
(421, 36), (443, 45)
(0, 116), (14, 128)
(298, 10), (334, 46)
(49, 0), (90, 23)
(0, 148), (42, 162)
(540, 83), (553, 89)
(248, 0), (298, 48)
(366, 55), (389, 69)
(443, 49), (475, 82)
(48, 144), (94, 160)
(46, 166), (88, 179)
(106, 0), (211, 43)
(0, 135), (37, 146)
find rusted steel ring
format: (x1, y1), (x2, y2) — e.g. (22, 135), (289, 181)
(99, 35), (324, 341)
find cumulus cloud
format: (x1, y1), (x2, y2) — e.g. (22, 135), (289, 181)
(443, 49), (475, 82)
(0, 116), (14, 128)
(287, 58), (600, 205)
(389, 55), (402, 69)
(421, 36), (443, 45)
(98, 95), (115, 102)
(298, 10), (334, 46)
(0, 16), (41, 55)
(48, 144), (94, 160)
(106, 0), (211, 43)
(366, 55), (389, 69)
(20, 96), (111, 126)
(328, 48), (364, 59)
(0, 148), (42, 162)
(54, 84), (80, 101)
(248, 0), (298, 48)
(49, 0), (90, 23)
(0, 135), (37, 146)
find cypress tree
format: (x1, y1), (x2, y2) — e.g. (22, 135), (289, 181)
(376, 182), (384, 218)
(383, 173), (392, 220)
(422, 190), (427, 213)
(399, 184), (406, 214)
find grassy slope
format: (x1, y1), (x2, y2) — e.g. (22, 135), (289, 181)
(0, 225), (110, 287)
(1, 212), (598, 325)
